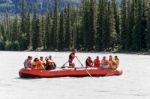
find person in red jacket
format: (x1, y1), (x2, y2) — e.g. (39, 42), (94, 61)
(93, 56), (100, 67)
(68, 49), (77, 68)
(85, 56), (93, 67)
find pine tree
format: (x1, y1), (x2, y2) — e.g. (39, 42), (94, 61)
(45, 12), (52, 49)
(74, 20), (80, 49)
(81, 0), (97, 51)
(12, 16), (19, 41)
(26, 12), (31, 49)
(71, 8), (79, 49)
(20, 0), (26, 34)
(89, 0), (96, 50)
(39, 16), (45, 49)
(141, 0), (147, 49)
(132, 0), (143, 51)
(58, 11), (65, 50)
(10, 16), (19, 50)
(145, 0), (150, 49)
(96, 0), (107, 51)
(1, 0), (150, 52)
(82, 0), (91, 50)
(52, 0), (58, 50)
(125, 0), (135, 50)
(0, 25), (5, 50)
(65, 3), (72, 50)
(4, 13), (13, 48)
(32, 7), (40, 50)
(109, 0), (117, 50)
(121, 0), (127, 50)
(77, 1), (85, 50)
(103, 1), (111, 50)
(112, 0), (120, 47)
(20, 0), (28, 50)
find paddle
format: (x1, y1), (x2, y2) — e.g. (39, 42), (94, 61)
(61, 61), (68, 68)
(75, 56), (93, 77)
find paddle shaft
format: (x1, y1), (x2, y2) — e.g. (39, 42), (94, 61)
(75, 56), (93, 77)
(61, 61), (68, 67)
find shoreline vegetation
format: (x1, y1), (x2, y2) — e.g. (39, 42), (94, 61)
(0, 49), (150, 55)
(0, 0), (150, 52)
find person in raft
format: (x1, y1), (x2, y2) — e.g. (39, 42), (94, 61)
(49, 56), (56, 69)
(45, 56), (56, 70)
(114, 56), (119, 67)
(40, 56), (45, 66)
(85, 56), (93, 67)
(24, 56), (32, 68)
(101, 56), (109, 69)
(109, 55), (117, 70)
(93, 56), (100, 67)
(32, 58), (45, 70)
(68, 49), (77, 68)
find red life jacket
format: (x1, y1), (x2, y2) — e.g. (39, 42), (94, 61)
(69, 52), (75, 62)
(86, 59), (93, 67)
(94, 59), (100, 67)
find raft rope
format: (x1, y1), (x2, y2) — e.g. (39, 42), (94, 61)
(75, 56), (93, 77)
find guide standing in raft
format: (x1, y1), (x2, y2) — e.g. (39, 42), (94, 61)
(68, 49), (77, 68)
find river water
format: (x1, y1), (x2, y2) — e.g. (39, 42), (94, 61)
(0, 51), (150, 99)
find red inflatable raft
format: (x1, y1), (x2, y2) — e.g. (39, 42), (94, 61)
(19, 67), (123, 78)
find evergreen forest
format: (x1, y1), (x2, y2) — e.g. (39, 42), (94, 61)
(0, 0), (150, 52)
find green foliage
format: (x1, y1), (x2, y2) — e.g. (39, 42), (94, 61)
(0, 40), (4, 50)
(0, 0), (150, 52)
(20, 0), (31, 50)
(96, 0), (107, 51)
(45, 12), (52, 50)
(19, 33), (28, 50)
(112, 0), (120, 45)
(39, 16), (45, 49)
(4, 40), (13, 50)
(145, 0), (150, 49)
(120, 0), (127, 50)
(89, 0), (96, 50)
(52, 0), (59, 50)
(65, 3), (72, 50)
(32, 8), (40, 50)
(58, 11), (65, 50)
(12, 40), (20, 50)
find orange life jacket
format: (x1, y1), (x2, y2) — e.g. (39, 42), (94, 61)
(109, 60), (117, 69)
(113, 60), (117, 65)
(102, 59), (109, 65)
(33, 60), (44, 70)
